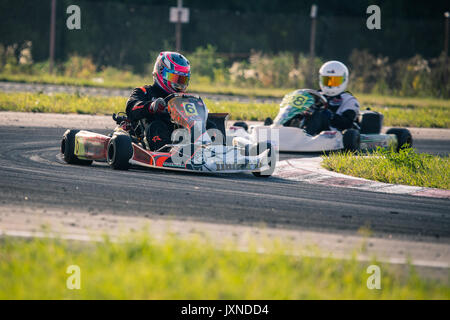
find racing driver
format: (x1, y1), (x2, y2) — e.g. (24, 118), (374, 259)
(125, 51), (191, 149)
(303, 60), (361, 135)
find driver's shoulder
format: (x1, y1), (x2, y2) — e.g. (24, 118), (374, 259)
(341, 91), (360, 104)
(338, 93), (360, 113)
(130, 84), (152, 96)
(341, 91), (355, 98)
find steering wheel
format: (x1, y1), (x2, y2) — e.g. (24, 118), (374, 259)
(164, 92), (201, 104)
(302, 89), (328, 110)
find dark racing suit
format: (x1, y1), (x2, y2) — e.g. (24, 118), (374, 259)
(125, 83), (171, 150)
(303, 91), (360, 136)
(126, 83), (170, 122)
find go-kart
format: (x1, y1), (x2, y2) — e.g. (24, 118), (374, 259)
(227, 89), (412, 152)
(60, 93), (276, 177)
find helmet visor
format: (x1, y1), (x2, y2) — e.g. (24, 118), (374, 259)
(163, 69), (190, 86)
(320, 75), (344, 87)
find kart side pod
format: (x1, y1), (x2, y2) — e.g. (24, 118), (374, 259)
(72, 130), (111, 161)
(61, 129), (111, 164)
(62, 130), (138, 170)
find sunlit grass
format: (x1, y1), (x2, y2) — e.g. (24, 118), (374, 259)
(322, 147), (450, 189)
(0, 91), (127, 115)
(0, 233), (448, 299)
(0, 73), (140, 90)
(0, 91), (448, 128)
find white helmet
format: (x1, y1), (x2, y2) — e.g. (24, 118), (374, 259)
(319, 61), (349, 96)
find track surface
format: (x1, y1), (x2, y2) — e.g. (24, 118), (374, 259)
(0, 126), (449, 243)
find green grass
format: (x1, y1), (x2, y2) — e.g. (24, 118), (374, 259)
(0, 73), (138, 90)
(210, 91), (450, 128)
(0, 91), (273, 121)
(0, 91), (449, 127)
(322, 147), (450, 189)
(0, 233), (448, 299)
(358, 94), (450, 128)
(2, 72), (449, 103)
(0, 91), (127, 115)
(0, 72), (294, 97)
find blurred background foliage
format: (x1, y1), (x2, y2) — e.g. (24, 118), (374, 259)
(0, 0), (448, 97)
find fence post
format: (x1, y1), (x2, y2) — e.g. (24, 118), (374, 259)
(49, 0), (56, 74)
(444, 12), (449, 94)
(308, 4), (318, 88)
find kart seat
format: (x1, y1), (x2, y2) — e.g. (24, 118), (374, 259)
(144, 120), (171, 151)
(208, 113), (229, 138)
(360, 111), (383, 134)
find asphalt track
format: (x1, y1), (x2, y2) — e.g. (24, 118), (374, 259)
(0, 125), (449, 244)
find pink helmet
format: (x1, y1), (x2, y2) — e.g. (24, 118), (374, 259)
(153, 51), (190, 94)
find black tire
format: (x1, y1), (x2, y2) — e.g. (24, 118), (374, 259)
(343, 129), (361, 152)
(264, 117), (273, 126)
(252, 142), (276, 178)
(386, 128), (413, 151)
(107, 134), (133, 170)
(60, 129), (93, 165)
(233, 121), (248, 132)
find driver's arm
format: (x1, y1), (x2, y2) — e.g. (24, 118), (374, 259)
(126, 87), (152, 122)
(330, 96), (360, 131)
(330, 110), (356, 131)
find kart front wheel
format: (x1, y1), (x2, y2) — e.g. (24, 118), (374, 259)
(386, 128), (412, 151)
(61, 129), (93, 166)
(107, 134), (133, 170)
(252, 142), (276, 178)
(343, 129), (361, 152)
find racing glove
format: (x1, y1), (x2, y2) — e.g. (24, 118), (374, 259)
(148, 98), (167, 114)
(330, 110), (356, 131)
(323, 109), (334, 121)
(302, 109), (313, 119)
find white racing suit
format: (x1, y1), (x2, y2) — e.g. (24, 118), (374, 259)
(304, 91), (360, 135)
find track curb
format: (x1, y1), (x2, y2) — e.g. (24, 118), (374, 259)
(274, 157), (450, 199)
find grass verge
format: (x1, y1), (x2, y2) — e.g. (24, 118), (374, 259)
(0, 91), (275, 121)
(0, 73), (295, 97)
(0, 233), (448, 299)
(0, 91), (448, 127)
(322, 147), (450, 189)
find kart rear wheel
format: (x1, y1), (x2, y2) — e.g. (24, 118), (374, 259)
(61, 129), (93, 166)
(386, 128), (412, 151)
(233, 121), (248, 132)
(252, 142), (276, 178)
(264, 117), (273, 126)
(343, 129), (361, 152)
(107, 134), (133, 170)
